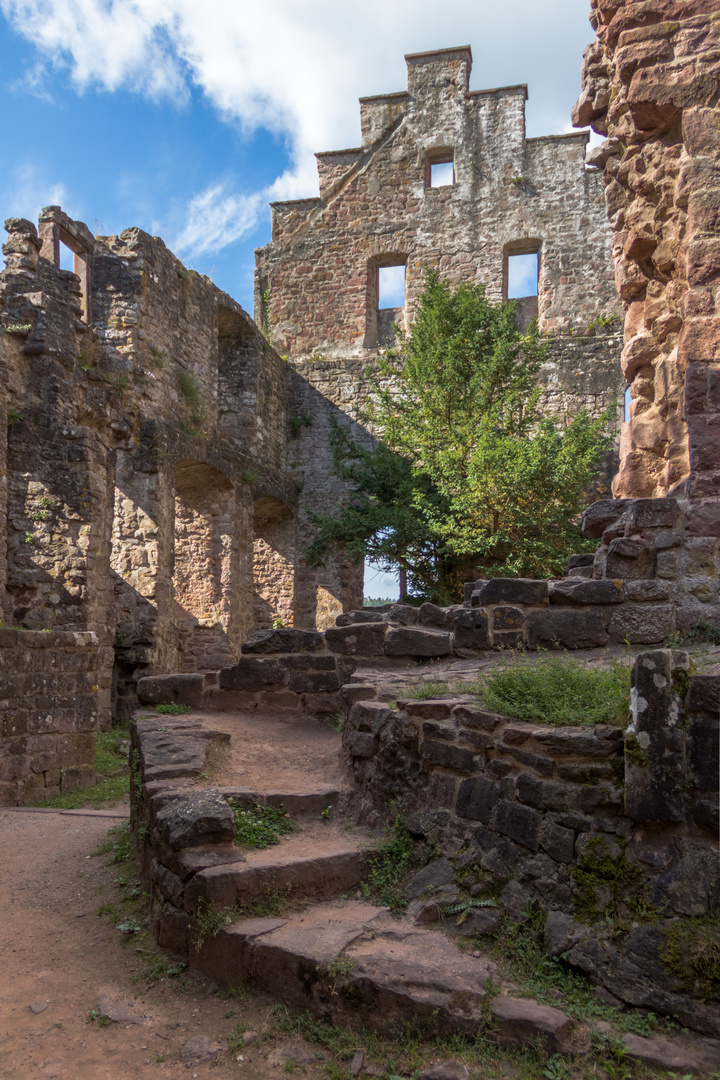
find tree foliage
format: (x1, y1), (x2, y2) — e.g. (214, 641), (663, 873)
(305, 272), (613, 603)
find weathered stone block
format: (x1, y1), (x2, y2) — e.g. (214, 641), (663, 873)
(624, 580), (671, 601)
(452, 705), (506, 731)
(384, 626), (453, 657)
(688, 716), (719, 791)
(325, 622), (386, 656)
(136, 673), (205, 708)
(476, 579), (549, 606)
(606, 537), (655, 580)
(287, 670), (340, 693)
(625, 650), (692, 824)
(491, 606), (524, 630)
(418, 603), (453, 629)
(153, 791), (236, 850)
(241, 628), (324, 654)
(550, 579), (624, 606)
(607, 603), (673, 644)
(538, 820), (576, 863)
(492, 799), (542, 851)
(582, 500), (628, 538)
(335, 610), (384, 626)
(387, 604), (419, 625)
(218, 657), (286, 691)
(456, 776), (500, 823)
(346, 731), (377, 757)
(420, 741), (477, 773)
(527, 608), (608, 650)
(348, 701), (392, 733)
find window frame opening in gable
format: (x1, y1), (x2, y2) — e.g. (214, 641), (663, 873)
(426, 148), (455, 189)
(503, 240), (541, 332)
(365, 254), (408, 348)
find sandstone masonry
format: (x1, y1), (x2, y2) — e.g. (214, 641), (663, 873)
(257, 46), (627, 625)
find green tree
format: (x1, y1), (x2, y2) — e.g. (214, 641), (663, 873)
(306, 271), (613, 601)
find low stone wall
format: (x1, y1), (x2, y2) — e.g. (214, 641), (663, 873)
(0, 628), (110, 805)
(345, 649), (720, 1035)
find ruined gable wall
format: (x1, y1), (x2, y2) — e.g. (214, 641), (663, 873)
(574, 0), (720, 506)
(257, 48), (625, 619)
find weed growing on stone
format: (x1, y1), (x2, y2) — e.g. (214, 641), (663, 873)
(474, 655), (630, 727)
(659, 914), (720, 1001)
(408, 681), (450, 700)
(154, 703), (192, 715)
(361, 809), (439, 913)
(177, 369), (201, 403)
(331, 711), (346, 732)
(230, 802), (295, 849)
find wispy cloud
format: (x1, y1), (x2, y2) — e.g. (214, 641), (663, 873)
(170, 181), (265, 260)
(0, 162), (71, 222)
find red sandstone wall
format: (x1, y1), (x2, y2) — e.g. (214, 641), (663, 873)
(574, 1), (720, 503)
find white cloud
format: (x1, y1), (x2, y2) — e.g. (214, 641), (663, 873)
(0, 0), (597, 249)
(170, 181), (264, 259)
(0, 162), (71, 222)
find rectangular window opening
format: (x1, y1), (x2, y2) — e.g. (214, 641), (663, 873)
(59, 240), (75, 273)
(430, 159), (454, 188)
(507, 252), (538, 299)
(378, 264), (406, 309)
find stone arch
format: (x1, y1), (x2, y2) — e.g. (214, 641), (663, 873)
(253, 494), (296, 630)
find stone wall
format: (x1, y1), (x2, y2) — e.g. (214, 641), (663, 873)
(573, 0), (720, 504)
(258, 46), (627, 612)
(0, 628), (111, 805)
(0, 207), (300, 785)
(344, 649), (719, 1035)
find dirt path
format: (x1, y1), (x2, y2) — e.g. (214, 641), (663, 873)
(0, 808), (359, 1080)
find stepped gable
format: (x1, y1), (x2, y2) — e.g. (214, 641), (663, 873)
(257, 45), (626, 627)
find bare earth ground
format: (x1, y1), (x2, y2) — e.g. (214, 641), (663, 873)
(0, 806), (371, 1080)
(197, 710), (347, 792)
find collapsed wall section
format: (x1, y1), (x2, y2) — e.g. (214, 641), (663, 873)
(0, 208), (298, 797)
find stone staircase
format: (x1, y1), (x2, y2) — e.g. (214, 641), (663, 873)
(130, 706), (720, 1074)
(131, 709), (590, 1054)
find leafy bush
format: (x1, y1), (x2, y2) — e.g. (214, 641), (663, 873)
(154, 703), (191, 715)
(475, 655), (630, 727)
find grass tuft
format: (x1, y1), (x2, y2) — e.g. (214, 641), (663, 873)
(230, 802), (294, 849)
(474, 655), (630, 727)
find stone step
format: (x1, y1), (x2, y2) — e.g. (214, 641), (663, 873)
(216, 786), (342, 816)
(190, 900), (582, 1052)
(183, 830), (374, 912)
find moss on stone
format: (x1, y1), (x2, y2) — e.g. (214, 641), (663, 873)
(659, 915), (720, 1002)
(624, 733), (649, 768)
(569, 836), (660, 927)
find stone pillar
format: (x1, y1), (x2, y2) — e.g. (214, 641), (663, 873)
(573, 2), (720, 504)
(625, 648), (692, 823)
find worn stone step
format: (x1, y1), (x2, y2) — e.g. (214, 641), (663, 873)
(216, 786), (341, 816)
(183, 831), (373, 912)
(190, 900), (581, 1051)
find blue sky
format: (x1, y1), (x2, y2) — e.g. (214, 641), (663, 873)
(0, 0), (598, 315)
(0, 0), (599, 598)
